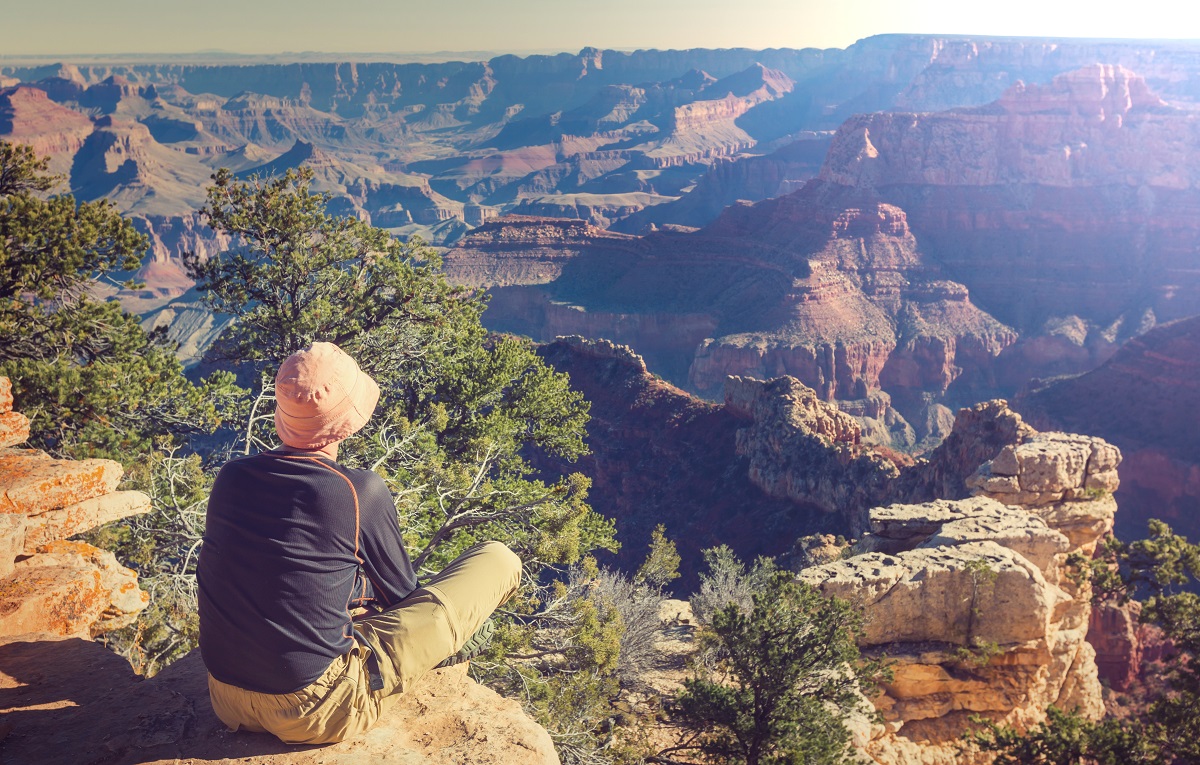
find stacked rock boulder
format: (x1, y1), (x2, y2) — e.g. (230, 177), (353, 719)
(801, 428), (1120, 764)
(0, 376), (560, 765)
(0, 376), (151, 638)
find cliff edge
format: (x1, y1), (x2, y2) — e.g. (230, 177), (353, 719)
(0, 376), (559, 765)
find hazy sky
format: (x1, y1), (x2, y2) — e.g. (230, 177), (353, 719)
(5, 0), (1200, 56)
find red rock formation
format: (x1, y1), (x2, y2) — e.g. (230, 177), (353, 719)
(450, 191), (1015, 447)
(0, 378), (151, 638)
(0, 86), (92, 171)
(818, 65), (1200, 336)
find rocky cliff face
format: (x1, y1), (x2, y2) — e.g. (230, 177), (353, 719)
(0, 87), (92, 173)
(803, 432), (1120, 764)
(531, 337), (842, 591)
(818, 64), (1200, 339)
(447, 195), (1016, 448)
(531, 345), (1120, 764)
(0, 377), (559, 765)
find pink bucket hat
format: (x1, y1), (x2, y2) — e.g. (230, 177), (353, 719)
(274, 342), (380, 450)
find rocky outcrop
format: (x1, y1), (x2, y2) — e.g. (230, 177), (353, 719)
(724, 372), (1045, 533)
(802, 431), (1120, 764)
(532, 338), (841, 590)
(725, 375), (899, 531)
(0, 377), (151, 638)
(0, 639), (559, 765)
(563, 349), (1121, 763)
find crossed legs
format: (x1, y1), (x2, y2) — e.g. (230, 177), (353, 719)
(354, 540), (523, 696)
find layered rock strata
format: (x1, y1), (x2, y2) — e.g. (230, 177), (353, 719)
(819, 65), (1200, 342)
(0, 377), (151, 637)
(802, 431), (1120, 764)
(447, 196), (1015, 447)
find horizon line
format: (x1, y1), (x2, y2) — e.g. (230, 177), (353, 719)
(6, 33), (1200, 65)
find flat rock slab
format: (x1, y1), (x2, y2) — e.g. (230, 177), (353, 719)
(22, 491), (151, 554)
(918, 507), (1069, 574)
(869, 497), (1009, 540)
(0, 449), (123, 515)
(0, 637), (559, 765)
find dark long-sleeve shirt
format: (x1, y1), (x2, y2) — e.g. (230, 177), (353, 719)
(198, 450), (419, 694)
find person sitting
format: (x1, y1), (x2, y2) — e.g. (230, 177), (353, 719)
(198, 341), (522, 744)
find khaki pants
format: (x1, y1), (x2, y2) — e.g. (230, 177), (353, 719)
(208, 540), (522, 744)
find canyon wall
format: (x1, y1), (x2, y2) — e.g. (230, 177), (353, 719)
(447, 62), (1200, 459)
(817, 65), (1200, 336)
(1016, 314), (1200, 544)
(449, 194), (1017, 448)
(0, 376), (151, 639)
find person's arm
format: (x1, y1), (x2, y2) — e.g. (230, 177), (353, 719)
(353, 472), (421, 608)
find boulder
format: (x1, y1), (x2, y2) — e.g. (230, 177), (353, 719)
(860, 496), (1069, 573)
(0, 540), (148, 638)
(969, 432), (1122, 507)
(0, 411), (29, 449)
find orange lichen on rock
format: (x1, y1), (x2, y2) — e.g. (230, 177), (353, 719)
(0, 377), (151, 639)
(21, 491), (151, 553)
(0, 450), (123, 515)
(0, 410), (31, 449)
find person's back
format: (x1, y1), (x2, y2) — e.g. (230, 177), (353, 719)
(198, 451), (418, 694)
(198, 342), (522, 745)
